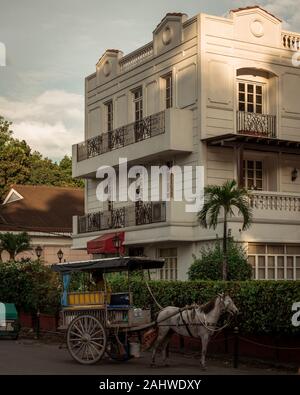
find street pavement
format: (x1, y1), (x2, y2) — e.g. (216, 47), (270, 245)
(0, 340), (295, 375)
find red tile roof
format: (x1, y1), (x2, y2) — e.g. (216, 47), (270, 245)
(155, 12), (187, 31)
(0, 185), (84, 233)
(230, 5), (282, 22)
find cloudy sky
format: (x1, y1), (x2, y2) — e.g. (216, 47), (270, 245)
(0, 0), (299, 160)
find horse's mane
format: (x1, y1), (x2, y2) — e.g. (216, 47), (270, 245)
(199, 296), (217, 314)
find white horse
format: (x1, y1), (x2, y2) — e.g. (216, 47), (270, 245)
(151, 294), (238, 369)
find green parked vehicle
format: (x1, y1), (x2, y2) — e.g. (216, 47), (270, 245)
(0, 303), (20, 340)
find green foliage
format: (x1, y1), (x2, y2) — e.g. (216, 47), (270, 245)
(0, 116), (83, 201)
(0, 260), (60, 314)
(198, 180), (252, 230)
(198, 180), (253, 280)
(0, 231), (32, 261)
(188, 240), (252, 281)
(109, 277), (300, 335)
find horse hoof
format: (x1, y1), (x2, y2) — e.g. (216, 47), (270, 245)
(201, 365), (207, 371)
(150, 363), (157, 368)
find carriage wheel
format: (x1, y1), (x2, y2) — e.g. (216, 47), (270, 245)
(66, 315), (107, 365)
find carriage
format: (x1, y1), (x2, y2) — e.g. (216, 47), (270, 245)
(52, 256), (164, 365)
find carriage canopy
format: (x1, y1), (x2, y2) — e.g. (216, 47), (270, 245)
(51, 256), (165, 274)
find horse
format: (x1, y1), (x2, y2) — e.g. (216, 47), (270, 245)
(151, 293), (238, 369)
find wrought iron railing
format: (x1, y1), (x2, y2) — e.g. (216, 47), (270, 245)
(77, 111), (165, 162)
(237, 111), (276, 138)
(77, 202), (166, 234)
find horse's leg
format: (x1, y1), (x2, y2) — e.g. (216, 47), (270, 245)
(161, 331), (173, 367)
(151, 326), (169, 367)
(200, 332), (209, 370)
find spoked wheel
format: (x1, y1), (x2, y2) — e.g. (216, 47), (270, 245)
(66, 315), (107, 365)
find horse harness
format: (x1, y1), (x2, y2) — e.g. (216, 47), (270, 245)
(178, 307), (222, 336)
(179, 309), (194, 337)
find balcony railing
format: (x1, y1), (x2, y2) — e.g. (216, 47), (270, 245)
(282, 31), (300, 50)
(249, 192), (300, 212)
(78, 202), (166, 234)
(237, 111), (276, 138)
(77, 111), (165, 162)
(119, 42), (153, 72)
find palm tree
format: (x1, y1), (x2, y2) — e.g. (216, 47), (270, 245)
(0, 231), (32, 261)
(198, 179), (252, 280)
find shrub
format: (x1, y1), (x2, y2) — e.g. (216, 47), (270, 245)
(188, 240), (252, 281)
(0, 260), (61, 314)
(109, 278), (300, 335)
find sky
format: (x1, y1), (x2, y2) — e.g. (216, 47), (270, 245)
(0, 0), (300, 161)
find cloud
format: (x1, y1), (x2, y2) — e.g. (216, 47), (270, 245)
(0, 90), (84, 161)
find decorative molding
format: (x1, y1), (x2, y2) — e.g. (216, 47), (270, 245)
(162, 26), (173, 46)
(250, 19), (264, 38)
(103, 60), (112, 77)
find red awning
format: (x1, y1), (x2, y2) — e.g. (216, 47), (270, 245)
(87, 232), (125, 255)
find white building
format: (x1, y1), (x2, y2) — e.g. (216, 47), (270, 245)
(72, 6), (300, 281)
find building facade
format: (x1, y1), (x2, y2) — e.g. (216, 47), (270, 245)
(72, 6), (300, 281)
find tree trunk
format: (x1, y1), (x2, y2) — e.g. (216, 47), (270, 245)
(222, 213), (228, 281)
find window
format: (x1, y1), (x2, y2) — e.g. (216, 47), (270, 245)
(105, 101), (113, 132)
(243, 160), (263, 190)
(133, 87), (143, 122)
(238, 82), (263, 114)
(158, 248), (177, 281)
(163, 73), (173, 109)
(248, 243), (300, 280)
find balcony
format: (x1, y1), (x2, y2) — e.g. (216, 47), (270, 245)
(249, 191), (300, 221)
(77, 202), (167, 234)
(72, 108), (193, 178)
(237, 111), (276, 138)
(282, 31), (300, 50)
(77, 111), (165, 162)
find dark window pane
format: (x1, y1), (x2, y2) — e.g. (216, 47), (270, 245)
(248, 85), (254, 93)
(256, 180), (262, 189)
(256, 105), (262, 114)
(247, 93), (254, 103)
(248, 104), (254, 112)
(256, 85), (262, 94)
(239, 93), (245, 101)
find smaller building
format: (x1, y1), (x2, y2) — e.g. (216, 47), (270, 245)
(0, 185), (91, 264)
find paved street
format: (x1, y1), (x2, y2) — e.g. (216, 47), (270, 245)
(0, 340), (294, 375)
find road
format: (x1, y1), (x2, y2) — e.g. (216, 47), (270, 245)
(0, 340), (294, 375)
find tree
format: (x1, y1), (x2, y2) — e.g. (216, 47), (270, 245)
(0, 117), (32, 199)
(198, 180), (252, 280)
(188, 239), (252, 281)
(0, 232), (32, 261)
(0, 115), (83, 200)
